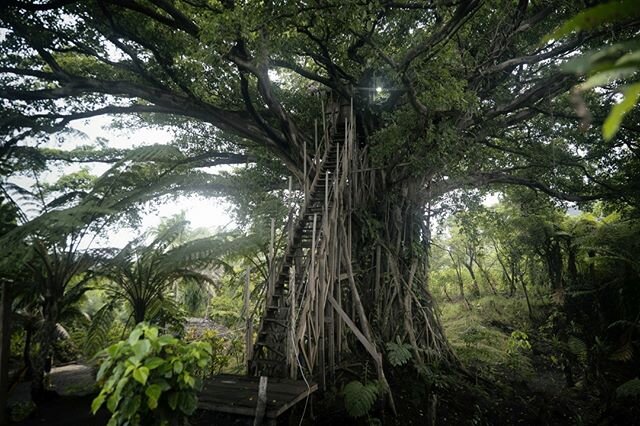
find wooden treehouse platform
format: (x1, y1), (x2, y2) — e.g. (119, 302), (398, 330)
(198, 374), (317, 422)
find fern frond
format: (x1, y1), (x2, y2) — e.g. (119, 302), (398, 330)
(85, 301), (117, 357)
(609, 342), (633, 362)
(386, 339), (412, 367)
(567, 336), (588, 364)
(124, 144), (185, 163)
(616, 378), (640, 399)
(343, 380), (380, 418)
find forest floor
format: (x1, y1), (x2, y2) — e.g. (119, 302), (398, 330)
(8, 295), (639, 425)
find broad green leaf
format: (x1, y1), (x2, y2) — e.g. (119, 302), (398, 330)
(145, 384), (163, 409)
(96, 359), (112, 382)
(167, 392), (179, 410)
(106, 393), (119, 413)
(179, 392), (198, 415)
(132, 366), (150, 385)
(145, 326), (159, 340)
(578, 67), (638, 91)
(145, 383), (163, 400)
(545, 0), (640, 42)
(132, 339), (152, 360)
(158, 335), (178, 346)
(128, 328), (143, 345)
(603, 83), (640, 140)
(616, 50), (640, 67)
(144, 357), (165, 370)
(562, 40), (640, 74)
(91, 393), (105, 414)
(173, 360), (184, 374)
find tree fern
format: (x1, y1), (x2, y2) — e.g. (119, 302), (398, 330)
(343, 380), (381, 418)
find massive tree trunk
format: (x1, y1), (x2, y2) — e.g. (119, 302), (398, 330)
(353, 176), (454, 363)
(280, 106), (456, 385)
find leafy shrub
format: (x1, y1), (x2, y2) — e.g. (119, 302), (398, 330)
(506, 331), (531, 356)
(184, 328), (230, 375)
(342, 380), (381, 418)
(92, 323), (212, 426)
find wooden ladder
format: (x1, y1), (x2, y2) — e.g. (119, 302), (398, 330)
(250, 119), (346, 378)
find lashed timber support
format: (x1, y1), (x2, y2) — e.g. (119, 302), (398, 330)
(249, 93), (430, 413)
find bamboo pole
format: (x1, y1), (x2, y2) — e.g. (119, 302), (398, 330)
(289, 264), (297, 378)
(304, 143), (308, 202)
(244, 268), (253, 372)
(314, 118), (318, 166)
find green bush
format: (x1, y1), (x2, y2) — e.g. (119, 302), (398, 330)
(91, 323), (212, 426)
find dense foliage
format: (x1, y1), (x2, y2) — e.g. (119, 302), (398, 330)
(92, 323), (213, 426)
(0, 0), (639, 424)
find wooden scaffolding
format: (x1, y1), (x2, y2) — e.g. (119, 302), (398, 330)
(248, 94), (392, 396)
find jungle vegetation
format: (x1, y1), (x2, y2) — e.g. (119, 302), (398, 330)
(0, 0), (639, 424)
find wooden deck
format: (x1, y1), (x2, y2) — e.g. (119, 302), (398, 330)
(198, 374), (317, 419)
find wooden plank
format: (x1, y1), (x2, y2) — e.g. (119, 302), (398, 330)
(198, 374), (317, 419)
(327, 294), (379, 362)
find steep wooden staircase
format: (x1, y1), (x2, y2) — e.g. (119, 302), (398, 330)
(250, 119), (346, 378)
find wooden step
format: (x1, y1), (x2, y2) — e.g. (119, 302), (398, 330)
(255, 342), (286, 358)
(263, 318), (288, 327)
(252, 359), (285, 368)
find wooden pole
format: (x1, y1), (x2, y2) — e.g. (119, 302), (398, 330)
(244, 268), (253, 372)
(290, 264), (297, 378)
(269, 218), (275, 297)
(314, 118), (318, 166)
(304, 143), (308, 202)
(253, 376), (268, 426)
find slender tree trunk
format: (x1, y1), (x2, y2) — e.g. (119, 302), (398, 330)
(493, 244), (515, 296)
(546, 241), (563, 290)
(517, 269), (533, 319)
(474, 259), (497, 295)
(0, 283), (11, 425)
(23, 324), (33, 379)
(32, 295), (58, 397)
(463, 261), (480, 297)
(450, 253), (470, 309)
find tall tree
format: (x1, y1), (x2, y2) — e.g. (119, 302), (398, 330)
(1, 1), (639, 370)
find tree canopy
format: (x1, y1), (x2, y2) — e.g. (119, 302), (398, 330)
(1, 0), (638, 205)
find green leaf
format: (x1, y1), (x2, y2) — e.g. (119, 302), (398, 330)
(128, 327), (143, 345)
(91, 393), (106, 414)
(132, 339), (152, 360)
(603, 82), (640, 141)
(173, 360), (184, 374)
(145, 384), (163, 410)
(144, 357), (165, 370)
(544, 0), (640, 42)
(106, 393), (119, 413)
(179, 392), (198, 415)
(168, 392), (179, 410)
(578, 67), (637, 91)
(158, 335), (178, 346)
(132, 366), (150, 385)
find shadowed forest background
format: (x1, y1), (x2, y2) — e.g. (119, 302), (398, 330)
(0, 0), (639, 425)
